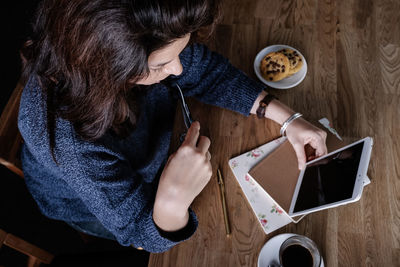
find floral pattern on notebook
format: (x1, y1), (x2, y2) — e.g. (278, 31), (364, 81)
(246, 148), (264, 158)
(229, 136), (294, 235)
(271, 204), (283, 215)
(258, 213), (269, 230)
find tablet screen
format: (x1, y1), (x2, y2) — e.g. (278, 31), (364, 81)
(293, 141), (365, 213)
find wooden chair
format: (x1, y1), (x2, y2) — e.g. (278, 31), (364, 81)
(0, 81), (24, 178)
(0, 81), (54, 266)
(0, 229), (54, 267)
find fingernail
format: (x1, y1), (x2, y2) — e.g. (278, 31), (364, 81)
(191, 121), (198, 129)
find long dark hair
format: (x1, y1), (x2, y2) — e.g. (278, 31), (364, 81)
(21, 0), (220, 144)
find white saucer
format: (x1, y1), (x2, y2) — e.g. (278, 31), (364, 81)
(257, 233), (325, 267)
(253, 44), (308, 89)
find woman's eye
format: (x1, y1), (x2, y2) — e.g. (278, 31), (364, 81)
(151, 67), (163, 73)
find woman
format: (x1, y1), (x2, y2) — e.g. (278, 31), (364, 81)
(18, 0), (327, 252)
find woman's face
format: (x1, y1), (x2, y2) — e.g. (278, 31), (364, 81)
(136, 34), (191, 85)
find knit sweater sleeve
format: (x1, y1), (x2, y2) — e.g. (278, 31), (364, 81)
(56, 128), (198, 252)
(18, 77), (197, 253)
(170, 43), (265, 115)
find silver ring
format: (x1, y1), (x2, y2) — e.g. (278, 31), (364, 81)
(206, 151), (211, 161)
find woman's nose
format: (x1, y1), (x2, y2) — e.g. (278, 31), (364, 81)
(164, 57), (183, 76)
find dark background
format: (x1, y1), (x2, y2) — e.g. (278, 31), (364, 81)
(1, 2), (149, 266)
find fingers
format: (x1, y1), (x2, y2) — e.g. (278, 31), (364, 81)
(314, 143), (328, 157)
(286, 119), (328, 169)
(304, 144), (316, 161)
(182, 121), (211, 158)
(310, 132), (328, 157)
(206, 151), (211, 161)
(292, 143), (307, 170)
(294, 134), (327, 170)
(183, 121), (200, 147)
(197, 135), (211, 154)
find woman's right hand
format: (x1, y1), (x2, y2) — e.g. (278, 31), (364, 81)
(153, 121), (212, 231)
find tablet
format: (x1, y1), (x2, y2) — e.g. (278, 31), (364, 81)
(288, 137), (373, 217)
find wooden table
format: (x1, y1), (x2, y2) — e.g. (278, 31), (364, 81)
(149, 0), (400, 266)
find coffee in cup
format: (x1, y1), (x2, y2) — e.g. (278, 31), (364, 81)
(279, 235), (321, 267)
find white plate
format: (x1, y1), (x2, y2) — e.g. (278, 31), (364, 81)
(257, 233), (325, 267)
(254, 44), (308, 89)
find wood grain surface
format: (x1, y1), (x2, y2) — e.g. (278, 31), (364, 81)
(149, 0), (400, 266)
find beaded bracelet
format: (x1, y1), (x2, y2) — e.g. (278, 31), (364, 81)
(256, 94), (278, 119)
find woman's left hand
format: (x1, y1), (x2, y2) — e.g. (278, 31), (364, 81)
(285, 118), (328, 170)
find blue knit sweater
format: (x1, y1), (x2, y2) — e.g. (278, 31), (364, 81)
(18, 44), (264, 252)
